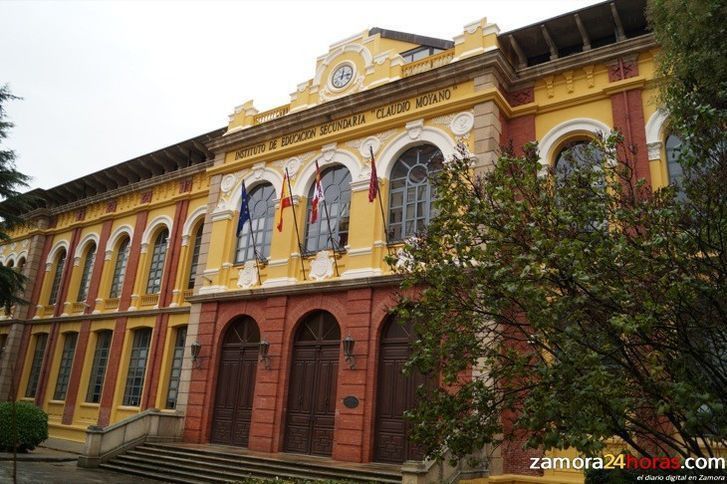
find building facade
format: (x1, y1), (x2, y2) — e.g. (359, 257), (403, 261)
(0, 0), (683, 478)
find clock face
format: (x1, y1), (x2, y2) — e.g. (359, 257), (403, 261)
(331, 64), (354, 89)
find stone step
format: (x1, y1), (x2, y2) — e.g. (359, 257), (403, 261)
(141, 443), (401, 482)
(112, 453), (359, 483)
(125, 448), (394, 483)
(103, 442), (403, 484)
(99, 461), (209, 484)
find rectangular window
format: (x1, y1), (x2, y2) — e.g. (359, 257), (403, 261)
(122, 328), (152, 406)
(165, 326), (187, 409)
(85, 331), (112, 403)
(0, 334), (7, 354)
(25, 333), (48, 398)
(53, 332), (78, 400)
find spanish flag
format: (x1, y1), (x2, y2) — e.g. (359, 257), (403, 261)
(276, 171), (293, 232)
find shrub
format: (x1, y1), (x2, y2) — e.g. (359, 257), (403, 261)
(0, 401), (48, 452)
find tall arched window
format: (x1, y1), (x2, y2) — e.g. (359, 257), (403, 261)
(554, 140), (604, 183)
(16, 257), (25, 275)
(236, 183), (275, 263)
(109, 237), (130, 299)
(187, 224), (204, 289)
(305, 166), (351, 253)
(388, 144), (443, 242)
(48, 248), (67, 305)
(146, 229), (169, 294)
(77, 242), (96, 302)
(666, 133), (685, 197)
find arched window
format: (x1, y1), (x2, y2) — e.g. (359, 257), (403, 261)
(146, 229), (169, 295)
(388, 144), (443, 242)
(305, 166), (351, 253)
(109, 237), (130, 299)
(6, 260), (14, 269)
(666, 133), (685, 197)
(236, 183), (275, 263)
(77, 242), (96, 302)
(48, 248), (67, 305)
(554, 140), (604, 183)
(16, 257), (25, 275)
(187, 224), (204, 289)
(554, 140), (607, 231)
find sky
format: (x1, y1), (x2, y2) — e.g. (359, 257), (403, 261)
(1, 0), (602, 191)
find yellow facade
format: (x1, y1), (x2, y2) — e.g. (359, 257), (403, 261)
(0, 1), (689, 478)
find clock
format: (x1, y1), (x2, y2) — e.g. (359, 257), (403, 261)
(331, 64), (354, 89)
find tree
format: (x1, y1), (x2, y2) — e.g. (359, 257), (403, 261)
(0, 84), (31, 310)
(393, 0), (726, 461)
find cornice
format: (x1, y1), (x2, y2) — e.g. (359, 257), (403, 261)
(514, 34), (656, 82)
(188, 274), (403, 303)
(22, 305), (191, 324)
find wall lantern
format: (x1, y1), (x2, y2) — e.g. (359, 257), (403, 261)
(190, 340), (202, 368)
(342, 336), (356, 369)
(259, 339), (271, 370)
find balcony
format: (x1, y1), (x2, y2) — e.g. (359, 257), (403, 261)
(104, 298), (119, 310)
(140, 293), (159, 307)
(401, 49), (454, 78)
(253, 104), (290, 125)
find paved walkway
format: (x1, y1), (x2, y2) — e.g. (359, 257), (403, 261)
(0, 439), (166, 483)
(0, 459), (166, 483)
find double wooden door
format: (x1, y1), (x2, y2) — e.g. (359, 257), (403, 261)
(211, 317), (259, 447)
(374, 318), (430, 463)
(283, 311), (340, 456)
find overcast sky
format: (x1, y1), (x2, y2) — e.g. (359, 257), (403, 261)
(1, 0), (602, 191)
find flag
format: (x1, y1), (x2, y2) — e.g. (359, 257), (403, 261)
(368, 146), (378, 203)
(276, 171), (292, 232)
(237, 182), (250, 236)
(310, 161), (325, 223)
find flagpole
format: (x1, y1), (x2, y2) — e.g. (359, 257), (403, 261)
(316, 161), (340, 277)
(370, 146), (391, 254)
(241, 181), (262, 286)
(285, 168), (307, 281)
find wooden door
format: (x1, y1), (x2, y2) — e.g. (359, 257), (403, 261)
(374, 318), (430, 463)
(211, 317), (260, 447)
(283, 311), (340, 456)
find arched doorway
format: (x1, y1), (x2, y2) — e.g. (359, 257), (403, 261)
(211, 316), (260, 447)
(374, 317), (430, 463)
(283, 311), (340, 456)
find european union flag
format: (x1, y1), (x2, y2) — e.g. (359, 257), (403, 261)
(237, 182), (251, 236)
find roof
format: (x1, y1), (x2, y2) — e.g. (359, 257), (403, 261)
(500, 0), (649, 69)
(368, 27), (454, 51)
(27, 127), (225, 211)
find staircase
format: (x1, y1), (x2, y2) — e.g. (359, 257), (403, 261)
(99, 442), (403, 483)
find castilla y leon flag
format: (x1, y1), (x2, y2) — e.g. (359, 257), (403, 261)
(368, 146), (378, 203)
(276, 171), (293, 232)
(310, 161), (325, 223)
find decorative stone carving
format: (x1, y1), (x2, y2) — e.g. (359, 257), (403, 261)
(405, 119), (424, 140)
(647, 141), (663, 161)
(450, 112), (475, 136)
(506, 87), (535, 107)
(359, 136), (381, 158)
(583, 65), (595, 88)
(544, 76), (555, 98)
(309, 251), (334, 281)
(221, 174), (236, 193)
(285, 157), (302, 177)
(236, 260), (259, 289)
(321, 143), (337, 163)
(563, 70), (574, 93)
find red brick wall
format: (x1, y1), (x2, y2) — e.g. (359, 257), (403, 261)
(611, 88), (651, 188)
(184, 286), (399, 463)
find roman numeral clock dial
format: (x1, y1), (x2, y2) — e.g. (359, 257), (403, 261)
(331, 64), (354, 89)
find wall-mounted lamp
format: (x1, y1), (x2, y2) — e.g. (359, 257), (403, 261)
(342, 336), (356, 369)
(190, 340), (202, 368)
(259, 339), (271, 370)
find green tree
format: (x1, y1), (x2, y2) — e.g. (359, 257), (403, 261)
(0, 84), (31, 310)
(393, 0), (726, 461)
